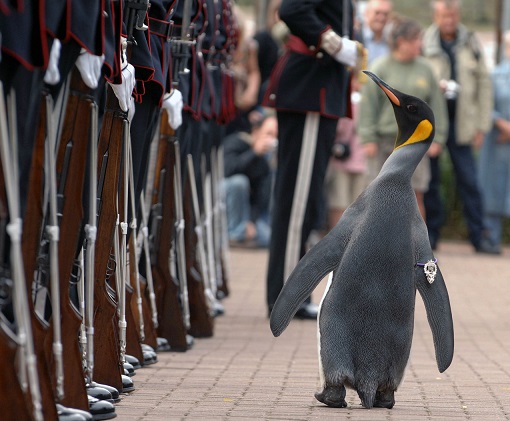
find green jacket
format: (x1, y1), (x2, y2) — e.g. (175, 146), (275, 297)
(357, 55), (448, 147)
(422, 23), (493, 145)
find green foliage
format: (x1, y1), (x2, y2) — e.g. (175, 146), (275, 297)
(438, 153), (510, 244)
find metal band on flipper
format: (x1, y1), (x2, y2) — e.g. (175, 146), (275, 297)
(417, 258), (438, 284)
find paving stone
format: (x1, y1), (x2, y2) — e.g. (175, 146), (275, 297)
(115, 242), (510, 420)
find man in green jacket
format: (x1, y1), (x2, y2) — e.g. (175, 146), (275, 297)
(357, 15), (448, 219)
(422, 0), (494, 253)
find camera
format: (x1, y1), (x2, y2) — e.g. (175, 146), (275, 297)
(441, 79), (460, 100)
(332, 142), (351, 161)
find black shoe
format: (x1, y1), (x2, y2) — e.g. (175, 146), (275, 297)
(186, 334), (194, 349)
(88, 381), (120, 403)
(212, 300), (225, 317)
(121, 374), (135, 393)
(56, 404), (93, 421)
(143, 349), (158, 365)
(123, 361), (135, 376)
(476, 238), (501, 255)
(294, 303), (319, 320)
(157, 337), (171, 352)
(87, 396), (116, 420)
(124, 354), (141, 370)
(87, 384), (113, 402)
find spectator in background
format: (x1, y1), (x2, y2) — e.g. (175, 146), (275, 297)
(357, 15), (447, 219)
(422, 0), (493, 252)
(477, 30), (510, 255)
(325, 85), (367, 229)
(227, 6), (262, 134)
(358, 0), (393, 65)
(223, 113), (277, 248)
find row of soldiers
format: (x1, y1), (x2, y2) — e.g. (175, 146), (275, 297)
(0, 0), (239, 419)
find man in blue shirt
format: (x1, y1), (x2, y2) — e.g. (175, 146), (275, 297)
(360, 0), (393, 65)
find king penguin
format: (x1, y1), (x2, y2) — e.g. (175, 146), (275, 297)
(269, 71), (454, 409)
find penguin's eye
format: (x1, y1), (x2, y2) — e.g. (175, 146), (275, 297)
(407, 104), (418, 113)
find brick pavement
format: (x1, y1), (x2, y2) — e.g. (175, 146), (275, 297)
(115, 241), (510, 420)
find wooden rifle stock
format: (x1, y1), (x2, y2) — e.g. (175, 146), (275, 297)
(138, 199), (160, 350)
(21, 94), (59, 420)
(0, 158), (33, 420)
(50, 68), (96, 411)
(150, 113), (188, 351)
(182, 169), (214, 338)
(138, 273), (159, 349)
(0, 317), (33, 420)
(92, 85), (126, 391)
(128, 235), (158, 350)
(125, 238), (144, 363)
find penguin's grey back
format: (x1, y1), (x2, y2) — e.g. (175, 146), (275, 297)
(318, 173), (420, 401)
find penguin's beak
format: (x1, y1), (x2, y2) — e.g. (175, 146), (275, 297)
(363, 71), (401, 107)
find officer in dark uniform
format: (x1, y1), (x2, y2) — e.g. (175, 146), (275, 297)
(264, 0), (362, 318)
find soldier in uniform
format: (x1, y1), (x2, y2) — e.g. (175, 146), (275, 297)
(264, 0), (362, 319)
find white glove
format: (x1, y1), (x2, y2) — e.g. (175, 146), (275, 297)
(108, 63), (136, 120)
(162, 89), (183, 130)
(75, 49), (105, 89)
(320, 29), (342, 55)
(44, 39), (62, 85)
(334, 37), (358, 68)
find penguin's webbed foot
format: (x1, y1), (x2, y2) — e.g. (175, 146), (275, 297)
(374, 390), (395, 409)
(314, 385), (347, 408)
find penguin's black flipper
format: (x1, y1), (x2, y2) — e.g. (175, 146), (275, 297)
(416, 266), (454, 372)
(270, 226), (346, 337)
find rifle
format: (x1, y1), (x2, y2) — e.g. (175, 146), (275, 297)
(49, 68), (96, 411)
(203, 168), (221, 313)
(115, 119), (129, 371)
(0, 85), (43, 421)
(184, 155), (214, 337)
(126, 143), (158, 353)
(82, 85), (98, 388)
(137, 194), (159, 350)
(0, 120), (34, 420)
(149, 111), (189, 351)
(91, 0), (150, 391)
(0, 311), (33, 420)
(122, 132), (145, 364)
(21, 93), (60, 420)
(172, 140), (191, 332)
(92, 86), (126, 392)
(125, 237), (148, 363)
(212, 145), (230, 299)
(112, 163), (143, 367)
(104, 0), (153, 373)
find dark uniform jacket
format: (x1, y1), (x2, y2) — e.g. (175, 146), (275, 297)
(263, 0), (353, 119)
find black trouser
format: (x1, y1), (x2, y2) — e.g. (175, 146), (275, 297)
(424, 123), (484, 248)
(266, 111), (336, 308)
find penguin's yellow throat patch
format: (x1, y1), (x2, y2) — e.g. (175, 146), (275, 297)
(395, 119), (433, 150)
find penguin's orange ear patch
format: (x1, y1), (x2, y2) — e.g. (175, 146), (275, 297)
(395, 119), (433, 150)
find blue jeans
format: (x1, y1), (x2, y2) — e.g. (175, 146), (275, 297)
(223, 174), (271, 247)
(425, 126), (484, 248)
(224, 175), (251, 242)
(484, 213), (502, 247)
